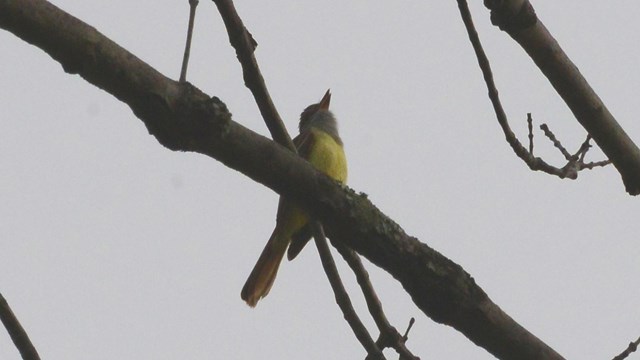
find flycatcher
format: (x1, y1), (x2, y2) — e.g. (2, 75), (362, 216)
(241, 89), (348, 307)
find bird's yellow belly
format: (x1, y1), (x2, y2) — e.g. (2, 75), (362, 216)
(307, 130), (348, 183)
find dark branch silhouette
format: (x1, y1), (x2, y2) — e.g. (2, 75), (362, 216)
(179, 0), (199, 83)
(0, 293), (40, 360)
(334, 243), (419, 360)
(212, 0), (294, 150)
(613, 335), (640, 360)
(456, 0), (609, 180)
(313, 225), (385, 360)
(482, 0), (640, 194)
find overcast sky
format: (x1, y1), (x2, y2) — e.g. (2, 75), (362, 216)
(2, 1), (640, 359)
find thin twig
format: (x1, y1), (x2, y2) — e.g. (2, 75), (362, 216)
(179, 0), (199, 82)
(0, 293), (41, 360)
(612, 335), (640, 360)
(211, 0), (295, 150)
(333, 242), (419, 360)
(312, 224), (385, 360)
(402, 318), (416, 340)
(575, 135), (592, 163)
(540, 124), (571, 160)
(582, 159), (611, 170)
(527, 113), (534, 155)
(456, 0), (529, 157)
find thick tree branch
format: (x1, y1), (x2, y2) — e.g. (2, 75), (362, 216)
(482, 0), (640, 195)
(0, 0), (564, 358)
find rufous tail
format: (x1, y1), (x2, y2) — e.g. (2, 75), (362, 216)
(241, 230), (288, 307)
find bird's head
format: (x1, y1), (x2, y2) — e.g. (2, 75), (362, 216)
(298, 89), (339, 139)
(299, 89), (332, 131)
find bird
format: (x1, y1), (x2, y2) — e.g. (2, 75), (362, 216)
(241, 89), (348, 307)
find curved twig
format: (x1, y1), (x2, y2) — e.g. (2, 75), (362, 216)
(612, 335), (640, 360)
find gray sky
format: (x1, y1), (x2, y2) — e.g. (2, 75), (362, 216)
(2, 1), (639, 359)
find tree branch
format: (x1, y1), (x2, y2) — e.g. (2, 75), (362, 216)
(482, 0), (640, 195)
(456, 0), (609, 180)
(333, 243), (419, 360)
(0, 1), (564, 358)
(0, 293), (40, 360)
(313, 224), (385, 360)
(212, 0), (295, 150)
(179, 0), (199, 83)
(612, 335), (640, 360)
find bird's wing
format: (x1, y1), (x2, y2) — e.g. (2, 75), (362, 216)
(287, 224), (312, 260)
(293, 130), (316, 160)
(280, 130), (317, 260)
(273, 131), (315, 221)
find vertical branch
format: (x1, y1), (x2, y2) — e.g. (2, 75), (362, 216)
(527, 113), (534, 155)
(179, 0), (199, 82)
(0, 293), (40, 360)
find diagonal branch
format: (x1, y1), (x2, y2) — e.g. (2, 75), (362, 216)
(212, 0), (295, 151)
(612, 335), (640, 360)
(333, 243), (418, 360)
(482, 0), (640, 195)
(313, 224), (385, 360)
(0, 293), (41, 360)
(0, 1), (565, 358)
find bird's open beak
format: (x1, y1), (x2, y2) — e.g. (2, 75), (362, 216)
(319, 89), (331, 110)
